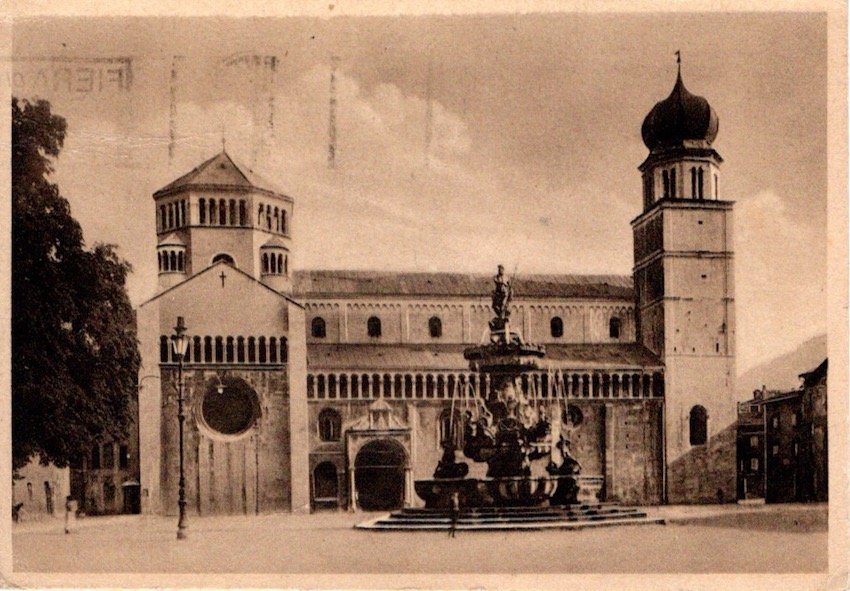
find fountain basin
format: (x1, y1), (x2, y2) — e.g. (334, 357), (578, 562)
(415, 476), (579, 509)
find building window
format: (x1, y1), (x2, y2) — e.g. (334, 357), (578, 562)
(772, 444), (779, 456)
(318, 408), (342, 442)
(750, 458), (759, 471)
(550, 316), (563, 338)
(662, 170), (670, 198)
(102, 443), (114, 469)
(367, 316), (382, 338)
(90, 445), (101, 470)
(609, 317), (621, 339)
(429, 316), (442, 338)
(212, 253), (235, 266)
(119, 445), (129, 469)
(698, 167), (705, 199)
(750, 435), (758, 448)
(670, 168), (677, 198)
(312, 317), (326, 339)
(691, 166), (697, 198)
(689, 405), (707, 446)
(27, 482), (33, 500)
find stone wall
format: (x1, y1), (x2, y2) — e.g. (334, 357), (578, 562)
(667, 422), (737, 504)
(160, 367), (292, 515)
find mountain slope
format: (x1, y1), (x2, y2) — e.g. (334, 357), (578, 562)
(736, 334), (827, 400)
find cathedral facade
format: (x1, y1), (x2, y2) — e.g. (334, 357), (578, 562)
(136, 69), (736, 515)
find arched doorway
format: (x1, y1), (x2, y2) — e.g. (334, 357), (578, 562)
(354, 439), (406, 511)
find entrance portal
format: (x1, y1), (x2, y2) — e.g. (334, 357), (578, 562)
(354, 439), (406, 511)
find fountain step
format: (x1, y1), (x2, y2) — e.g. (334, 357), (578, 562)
(389, 507), (639, 520)
(374, 511), (646, 524)
(357, 503), (663, 531)
(398, 503), (622, 514)
(356, 514), (665, 532)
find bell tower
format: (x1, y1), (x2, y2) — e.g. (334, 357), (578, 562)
(632, 59), (736, 503)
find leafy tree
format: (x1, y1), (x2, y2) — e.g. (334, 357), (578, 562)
(12, 97), (140, 471)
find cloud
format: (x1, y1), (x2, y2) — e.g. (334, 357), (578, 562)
(735, 189), (826, 373)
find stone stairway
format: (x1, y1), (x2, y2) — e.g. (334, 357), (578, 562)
(356, 503), (665, 531)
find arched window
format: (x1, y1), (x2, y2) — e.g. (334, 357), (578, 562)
(159, 205), (166, 230)
(270, 253), (277, 274)
(281, 210), (287, 234)
(670, 168), (677, 198)
(212, 253), (235, 266)
(258, 204), (264, 225)
(266, 208), (272, 230)
(177, 251), (184, 271)
(284, 255), (288, 275)
(208, 199), (216, 225)
(690, 166), (697, 198)
(226, 336), (234, 362)
(550, 316), (564, 338)
(247, 337), (256, 363)
(239, 200), (246, 225)
(167, 203), (174, 228)
(169, 251), (177, 271)
(714, 174), (719, 198)
(689, 405), (708, 446)
(274, 207), (280, 232)
(157, 252), (163, 272)
(193, 336), (201, 362)
(269, 337), (278, 363)
(662, 170), (670, 199)
(236, 336), (245, 363)
(180, 200), (186, 226)
(280, 337), (288, 362)
(367, 316), (382, 338)
(262, 253), (269, 274)
(219, 200), (226, 225)
(439, 408), (463, 447)
(229, 199), (236, 225)
(698, 167), (704, 199)
(204, 336), (213, 362)
(318, 408), (342, 442)
(258, 336), (267, 363)
(609, 317), (621, 339)
(214, 336), (223, 362)
(312, 317), (327, 338)
(278, 254), (284, 275)
(429, 316), (442, 338)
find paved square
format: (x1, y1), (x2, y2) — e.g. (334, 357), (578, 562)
(11, 504), (827, 575)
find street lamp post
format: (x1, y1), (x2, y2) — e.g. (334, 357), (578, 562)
(171, 316), (190, 540)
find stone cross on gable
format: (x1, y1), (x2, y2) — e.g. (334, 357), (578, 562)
(219, 271), (227, 287)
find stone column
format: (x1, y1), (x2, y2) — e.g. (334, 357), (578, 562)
(348, 467), (357, 512)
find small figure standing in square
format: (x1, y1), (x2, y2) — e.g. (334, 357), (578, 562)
(64, 496), (77, 534)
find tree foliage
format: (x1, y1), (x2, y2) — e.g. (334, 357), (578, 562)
(12, 97), (141, 471)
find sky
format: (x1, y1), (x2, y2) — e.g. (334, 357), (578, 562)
(11, 11), (828, 374)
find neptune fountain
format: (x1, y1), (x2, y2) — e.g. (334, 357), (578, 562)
(414, 265), (582, 509)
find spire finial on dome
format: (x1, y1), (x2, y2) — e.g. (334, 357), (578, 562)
(675, 50), (681, 79)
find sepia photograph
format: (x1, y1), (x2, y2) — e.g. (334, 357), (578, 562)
(3, 3), (846, 589)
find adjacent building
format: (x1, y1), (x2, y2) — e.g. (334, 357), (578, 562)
(136, 66), (738, 516)
(736, 359), (828, 503)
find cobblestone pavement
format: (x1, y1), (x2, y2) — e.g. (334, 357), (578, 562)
(10, 504), (828, 577)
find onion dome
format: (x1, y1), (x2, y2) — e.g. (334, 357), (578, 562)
(641, 71), (719, 151)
